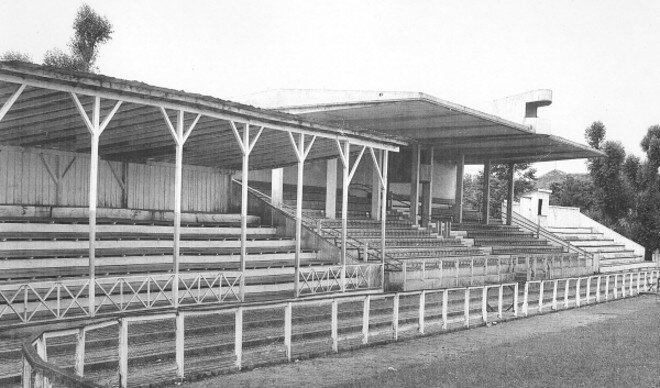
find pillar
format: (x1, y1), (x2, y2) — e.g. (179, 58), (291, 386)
(371, 162), (381, 220)
(482, 160), (491, 225)
(506, 162), (515, 225)
(271, 168), (284, 205)
(454, 154), (464, 223)
(409, 144), (421, 225)
(326, 159), (338, 219)
(420, 147), (434, 227)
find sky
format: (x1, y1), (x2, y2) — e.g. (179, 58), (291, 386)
(1, 0), (660, 175)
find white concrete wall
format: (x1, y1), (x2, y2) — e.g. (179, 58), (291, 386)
(545, 205), (645, 257)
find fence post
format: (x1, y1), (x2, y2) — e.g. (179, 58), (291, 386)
(585, 277), (591, 304)
(442, 290), (449, 329)
(235, 307), (243, 370)
(419, 291), (426, 334)
(538, 281), (544, 313)
(498, 285), (503, 319)
(564, 279), (570, 308)
(575, 278), (581, 307)
(284, 302), (292, 361)
(119, 319), (128, 388)
(613, 274), (618, 299)
(481, 287), (488, 323)
(605, 275), (610, 300)
(596, 276), (601, 302)
(402, 262), (407, 288)
(331, 300), (338, 352)
(552, 280), (558, 310)
(74, 328), (85, 377)
(362, 295), (370, 344)
(631, 272), (636, 295)
(362, 243), (369, 263)
(526, 256), (531, 280)
(513, 283), (519, 317)
(35, 335), (46, 388)
(464, 288), (470, 327)
(22, 356), (33, 388)
(392, 294), (399, 340)
(175, 313), (185, 379)
(522, 283), (529, 316)
(621, 274), (626, 298)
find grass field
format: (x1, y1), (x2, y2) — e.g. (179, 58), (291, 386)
(185, 294), (660, 387)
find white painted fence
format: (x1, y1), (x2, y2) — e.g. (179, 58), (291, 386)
(22, 269), (659, 388)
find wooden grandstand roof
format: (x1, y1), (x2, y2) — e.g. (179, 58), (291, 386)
(0, 62), (405, 170)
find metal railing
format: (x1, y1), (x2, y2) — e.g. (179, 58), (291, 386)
(502, 202), (594, 260)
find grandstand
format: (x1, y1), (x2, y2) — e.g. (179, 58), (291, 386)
(2, 63), (653, 387)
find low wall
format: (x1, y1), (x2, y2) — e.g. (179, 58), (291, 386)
(546, 205), (645, 257)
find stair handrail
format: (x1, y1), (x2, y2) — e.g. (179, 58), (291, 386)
(502, 202), (594, 259)
(232, 179), (399, 266)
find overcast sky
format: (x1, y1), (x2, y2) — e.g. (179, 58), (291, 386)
(2, 0), (659, 175)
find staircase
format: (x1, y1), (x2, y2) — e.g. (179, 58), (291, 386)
(451, 222), (565, 255)
(546, 226), (652, 273)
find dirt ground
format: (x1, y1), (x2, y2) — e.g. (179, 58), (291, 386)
(185, 294), (660, 388)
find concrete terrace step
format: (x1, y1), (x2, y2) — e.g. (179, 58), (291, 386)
(546, 226), (595, 234)
(489, 246), (565, 254)
(599, 262), (658, 273)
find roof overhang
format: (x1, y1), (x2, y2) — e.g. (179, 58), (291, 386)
(239, 89), (605, 164)
(0, 63), (406, 170)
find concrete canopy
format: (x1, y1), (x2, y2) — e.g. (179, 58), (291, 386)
(0, 63), (405, 171)
(239, 89), (605, 164)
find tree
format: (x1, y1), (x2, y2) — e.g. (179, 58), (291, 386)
(43, 4), (113, 72)
(0, 51), (33, 63)
(462, 163), (537, 219)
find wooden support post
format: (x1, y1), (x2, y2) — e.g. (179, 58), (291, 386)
(442, 290), (449, 329)
(392, 294), (400, 340)
(596, 276), (602, 302)
(88, 131), (99, 317)
(341, 142), (350, 290)
(331, 300), (338, 352)
(575, 278), (581, 306)
(379, 150), (389, 289)
(419, 291), (426, 334)
(371, 158), (382, 221)
(295, 144), (304, 296)
(240, 128), (249, 302)
(119, 319), (128, 388)
(74, 328), (85, 377)
(172, 112), (184, 308)
(552, 280), (558, 310)
(482, 160), (491, 225)
(230, 122), (263, 301)
(235, 308), (243, 370)
(421, 147), (434, 227)
(585, 277), (591, 303)
(175, 313), (184, 379)
(325, 159), (337, 219)
(564, 279), (570, 308)
(70, 94), (122, 318)
(538, 281), (544, 312)
(362, 295), (370, 344)
(0, 84), (26, 123)
(464, 288), (471, 327)
(506, 162), (515, 225)
(410, 144), (421, 225)
(454, 154), (465, 223)
(288, 133), (315, 297)
(284, 302), (292, 361)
